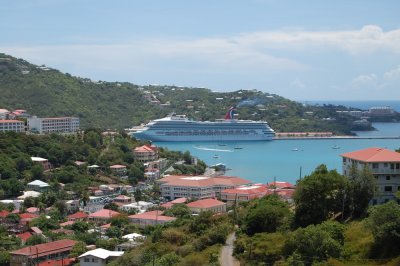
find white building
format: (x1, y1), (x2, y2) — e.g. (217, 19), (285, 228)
(0, 120), (25, 133)
(27, 180), (50, 192)
(341, 147), (400, 205)
(79, 248), (123, 266)
(27, 116), (79, 134)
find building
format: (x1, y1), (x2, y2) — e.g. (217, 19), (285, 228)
(0, 120), (25, 132)
(79, 248), (123, 266)
(112, 195), (133, 207)
(31, 157), (51, 171)
(120, 201), (154, 213)
(27, 116), (79, 134)
(27, 180), (50, 192)
(67, 211), (88, 222)
(133, 145), (158, 163)
(221, 184), (269, 204)
(109, 164), (127, 176)
(88, 209), (120, 224)
(128, 210), (176, 228)
(157, 175), (252, 200)
(10, 239), (76, 266)
(0, 109), (10, 119)
(341, 147), (400, 204)
(83, 196), (104, 213)
(368, 106), (396, 116)
(186, 198), (226, 214)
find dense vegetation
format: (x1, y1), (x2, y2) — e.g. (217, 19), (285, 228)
(0, 53), (368, 134)
(233, 164), (400, 265)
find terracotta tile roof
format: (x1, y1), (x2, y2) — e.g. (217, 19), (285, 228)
(26, 207), (39, 213)
(16, 232), (32, 242)
(134, 145), (157, 153)
(0, 210), (10, 217)
(88, 209), (120, 219)
(266, 181), (295, 189)
(60, 221), (75, 227)
(187, 198), (225, 209)
(100, 223), (111, 229)
(30, 226), (42, 234)
(341, 147), (400, 162)
(19, 213), (39, 219)
(67, 211), (88, 220)
(0, 119), (23, 123)
(110, 164), (126, 169)
(128, 211), (176, 222)
(10, 239), (77, 258)
(161, 198), (187, 209)
(158, 175), (251, 188)
(222, 185), (268, 195)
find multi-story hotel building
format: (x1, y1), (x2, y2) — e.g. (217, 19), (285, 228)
(27, 116), (79, 134)
(157, 175), (251, 200)
(0, 120), (25, 133)
(341, 147), (400, 205)
(133, 145), (158, 163)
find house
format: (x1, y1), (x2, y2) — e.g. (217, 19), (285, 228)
(341, 147), (400, 204)
(133, 145), (158, 163)
(19, 213), (39, 225)
(112, 195), (132, 206)
(27, 116), (79, 134)
(88, 209), (120, 224)
(220, 184), (269, 204)
(0, 120), (25, 133)
(65, 200), (80, 213)
(83, 196), (104, 213)
(27, 180), (50, 192)
(31, 157), (51, 171)
(16, 232), (32, 245)
(67, 211), (88, 222)
(186, 198), (227, 214)
(18, 191), (41, 200)
(157, 175), (252, 200)
(109, 165), (127, 177)
(79, 248), (123, 266)
(161, 198), (187, 209)
(121, 233), (145, 242)
(120, 201), (154, 213)
(128, 211), (176, 228)
(10, 239), (77, 266)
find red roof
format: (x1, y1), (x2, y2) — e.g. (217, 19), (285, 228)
(266, 181), (295, 189)
(68, 211), (88, 220)
(222, 185), (268, 195)
(187, 198), (225, 209)
(10, 239), (77, 258)
(0, 210), (10, 217)
(158, 175), (251, 188)
(88, 209), (120, 219)
(341, 147), (400, 162)
(161, 198), (187, 209)
(110, 164), (126, 169)
(134, 145), (157, 153)
(60, 221), (75, 227)
(19, 213), (39, 219)
(0, 119), (22, 123)
(129, 211), (176, 222)
(26, 207), (39, 213)
(17, 232), (32, 242)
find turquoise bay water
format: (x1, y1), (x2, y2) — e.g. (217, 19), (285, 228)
(156, 123), (400, 184)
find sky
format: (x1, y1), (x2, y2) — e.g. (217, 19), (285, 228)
(1, 0), (400, 101)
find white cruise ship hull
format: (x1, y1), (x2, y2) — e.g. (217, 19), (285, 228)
(134, 132), (274, 142)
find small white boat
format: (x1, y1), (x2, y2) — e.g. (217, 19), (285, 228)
(291, 148), (299, 151)
(234, 146), (243, 150)
(332, 145), (341, 149)
(213, 154), (219, 158)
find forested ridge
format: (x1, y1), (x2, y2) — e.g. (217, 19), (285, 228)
(0, 53), (364, 134)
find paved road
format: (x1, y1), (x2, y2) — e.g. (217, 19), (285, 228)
(219, 232), (240, 266)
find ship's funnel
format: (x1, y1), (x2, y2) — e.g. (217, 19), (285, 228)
(224, 107), (236, 120)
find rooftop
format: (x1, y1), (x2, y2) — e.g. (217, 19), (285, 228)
(10, 239), (76, 257)
(79, 248), (123, 260)
(158, 175), (251, 188)
(341, 147), (400, 162)
(187, 198), (226, 209)
(27, 180), (50, 187)
(129, 211), (176, 222)
(88, 209), (120, 219)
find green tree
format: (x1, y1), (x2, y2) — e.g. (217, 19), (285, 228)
(368, 201), (400, 258)
(284, 222), (344, 265)
(31, 164), (44, 180)
(163, 203), (191, 219)
(294, 165), (347, 227)
(26, 234), (47, 245)
(346, 165), (375, 219)
(69, 241), (87, 258)
(243, 194), (292, 235)
(157, 252), (181, 266)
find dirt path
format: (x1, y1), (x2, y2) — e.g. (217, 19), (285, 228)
(219, 232), (240, 266)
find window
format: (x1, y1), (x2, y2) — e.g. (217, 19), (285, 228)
(372, 163), (379, 169)
(386, 176), (391, 180)
(384, 186), (392, 192)
(384, 163), (388, 167)
(84, 258), (90, 262)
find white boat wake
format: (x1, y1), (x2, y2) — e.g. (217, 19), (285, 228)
(194, 146), (233, 152)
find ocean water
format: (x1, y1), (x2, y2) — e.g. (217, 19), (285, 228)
(156, 123), (400, 184)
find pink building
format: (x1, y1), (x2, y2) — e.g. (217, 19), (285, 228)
(128, 210), (175, 228)
(186, 198), (226, 214)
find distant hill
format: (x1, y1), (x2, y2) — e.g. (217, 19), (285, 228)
(0, 53), (360, 134)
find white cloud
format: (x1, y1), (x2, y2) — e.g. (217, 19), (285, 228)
(351, 74), (378, 88)
(383, 65), (400, 81)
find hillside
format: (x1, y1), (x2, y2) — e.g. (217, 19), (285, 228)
(0, 53), (361, 134)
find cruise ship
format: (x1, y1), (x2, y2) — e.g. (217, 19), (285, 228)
(132, 107), (275, 142)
